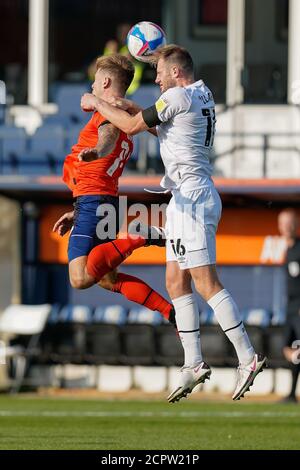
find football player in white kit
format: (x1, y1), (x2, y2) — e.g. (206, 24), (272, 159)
(81, 45), (267, 402)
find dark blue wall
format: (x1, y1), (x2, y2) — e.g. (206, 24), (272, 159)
(23, 263), (286, 320)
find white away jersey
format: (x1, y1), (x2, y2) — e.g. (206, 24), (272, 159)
(155, 80), (216, 190)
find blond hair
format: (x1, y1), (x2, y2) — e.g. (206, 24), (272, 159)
(96, 54), (134, 93)
(152, 44), (194, 75)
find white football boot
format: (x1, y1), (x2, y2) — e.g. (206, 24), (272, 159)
(128, 220), (166, 247)
(167, 361), (211, 403)
(232, 353), (267, 401)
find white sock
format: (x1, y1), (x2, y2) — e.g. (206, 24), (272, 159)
(207, 289), (255, 365)
(172, 293), (202, 367)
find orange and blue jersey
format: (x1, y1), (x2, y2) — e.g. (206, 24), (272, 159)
(63, 111), (133, 197)
(63, 111), (134, 262)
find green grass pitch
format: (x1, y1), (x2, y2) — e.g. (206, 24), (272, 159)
(0, 395), (299, 450)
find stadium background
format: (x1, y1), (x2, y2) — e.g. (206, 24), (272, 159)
(0, 0), (299, 451)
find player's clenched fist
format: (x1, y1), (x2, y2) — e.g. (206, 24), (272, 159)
(81, 93), (98, 112)
(77, 148), (99, 162)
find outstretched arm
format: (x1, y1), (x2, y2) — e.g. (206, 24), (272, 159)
(110, 97), (157, 137)
(81, 93), (149, 135)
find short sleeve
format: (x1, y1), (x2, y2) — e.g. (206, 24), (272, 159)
(92, 111), (107, 128)
(155, 87), (191, 123)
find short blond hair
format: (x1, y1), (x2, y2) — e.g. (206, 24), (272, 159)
(96, 54), (134, 93)
(152, 44), (194, 75)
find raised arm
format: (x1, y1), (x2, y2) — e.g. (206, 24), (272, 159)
(110, 97), (157, 137)
(78, 122), (120, 162)
(81, 93), (150, 136)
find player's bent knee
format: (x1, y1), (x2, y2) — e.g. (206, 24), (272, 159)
(98, 270), (118, 291)
(69, 274), (89, 290)
(98, 277), (114, 290)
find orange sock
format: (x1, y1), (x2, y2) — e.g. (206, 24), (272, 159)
(111, 273), (174, 323)
(87, 236), (146, 280)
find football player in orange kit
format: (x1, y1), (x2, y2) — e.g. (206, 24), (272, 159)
(53, 54), (175, 324)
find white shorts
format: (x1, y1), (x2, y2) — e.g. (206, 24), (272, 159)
(165, 184), (222, 269)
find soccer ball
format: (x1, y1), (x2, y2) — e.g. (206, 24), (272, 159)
(127, 21), (166, 63)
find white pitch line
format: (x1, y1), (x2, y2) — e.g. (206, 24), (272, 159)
(0, 410), (299, 418)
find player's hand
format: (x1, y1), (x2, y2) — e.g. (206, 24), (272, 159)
(108, 96), (130, 110)
(81, 93), (98, 112)
(110, 97), (142, 115)
(52, 211), (74, 236)
(78, 148), (98, 162)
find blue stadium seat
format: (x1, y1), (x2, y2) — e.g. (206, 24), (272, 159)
(54, 161), (64, 176)
(199, 307), (215, 325)
(58, 304), (93, 323)
(0, 162), (17, 175)
(243, 308), (271, 327)
(43, 114), (72, 128)
(130, 85), (160, 109)
(19, 124), (66, 174)
(55, 83), (91, 124)
(46, 304), (61, 324)
(0, 125), (27, 174)
(29, 125), (66, 158)
(127, 307), (163, 325)
(52, 82), (90, 103)
(200, 309), (211, 325)
(18, 162), (52, 176)
(66, 124), (83, 150)
(45, 110), (90, 128)
(93, 305), (127, 324)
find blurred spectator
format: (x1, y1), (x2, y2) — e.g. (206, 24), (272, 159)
(278, 208), (300, 403)
(103, 23), (131, 56)
(88, 23), (144, 95)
